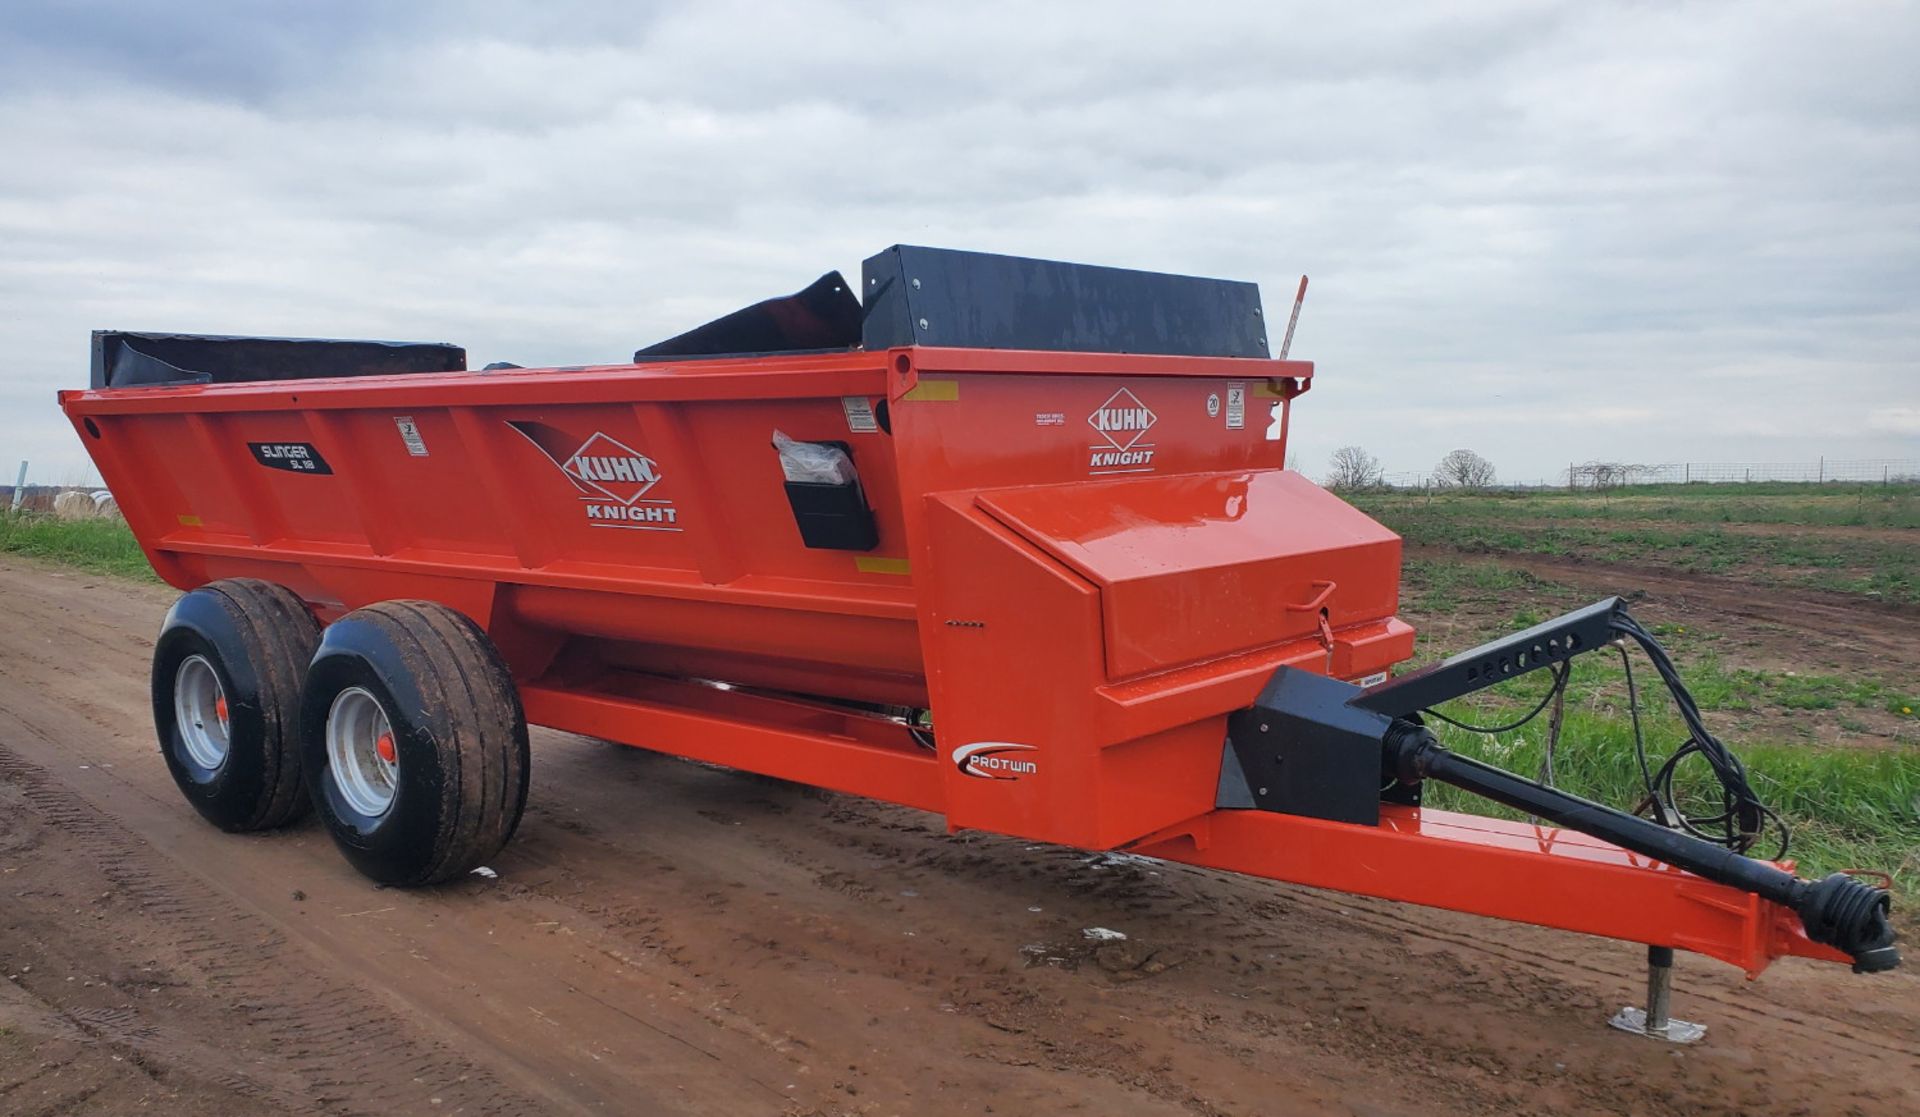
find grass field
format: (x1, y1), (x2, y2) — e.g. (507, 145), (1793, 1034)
(1368, 484), (1919, 902)
(3, 493), (1916, 903)
(1408, 594), (1918, 898)
(0, 510), (156, 580)
(1351, 481), (1919, 605)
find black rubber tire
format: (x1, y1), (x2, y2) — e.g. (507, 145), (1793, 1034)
(300, 601), (530, 886)
(151, 579), (320, 832)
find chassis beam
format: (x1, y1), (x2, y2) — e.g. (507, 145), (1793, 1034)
(1128, 805), (1848, 977)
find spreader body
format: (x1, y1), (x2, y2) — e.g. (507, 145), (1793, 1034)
(60, 246), (1888, 978)
(64, 339), (1419, 851)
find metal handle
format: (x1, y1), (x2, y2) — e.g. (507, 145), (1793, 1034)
(1285, 580), (1337, 614)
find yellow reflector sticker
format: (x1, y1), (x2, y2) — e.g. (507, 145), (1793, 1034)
(901, 379), (959, 402)
(177, 514), (203, 527)
(855, 556), (912, 575)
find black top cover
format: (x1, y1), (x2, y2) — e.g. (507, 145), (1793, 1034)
(95, 247), (1269, 387)
(634, 272), (863, 361)
(91, 331), (465, 389)
(860, 245), (1269, 357)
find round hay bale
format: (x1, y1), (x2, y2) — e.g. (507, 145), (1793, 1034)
(53, 490), (96, 519)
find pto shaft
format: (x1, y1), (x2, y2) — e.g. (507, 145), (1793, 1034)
(1382, 721), (1899, 973)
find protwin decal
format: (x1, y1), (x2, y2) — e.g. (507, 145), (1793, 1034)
(507, 421), (682, 531)
(1087, 388), (1157, 475)
(952, 741), (1039, 781)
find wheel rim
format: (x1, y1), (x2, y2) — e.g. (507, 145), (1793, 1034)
(326, 687), (399, 817)
(173, 654), (231, 770)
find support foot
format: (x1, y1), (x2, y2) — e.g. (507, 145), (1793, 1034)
(1608, 946), (1706, 1044)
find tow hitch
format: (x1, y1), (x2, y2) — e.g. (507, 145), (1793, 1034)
(1217, 597), (1899, 976)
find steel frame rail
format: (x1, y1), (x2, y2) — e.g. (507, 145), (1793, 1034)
(1128, 806), (1844, 977)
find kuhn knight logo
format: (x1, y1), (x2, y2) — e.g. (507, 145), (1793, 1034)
(952, 742), (1039, 781)
(1087, 388), (1157, 473)
(507, 421), (681, 531)
(562, 432), (661, 504)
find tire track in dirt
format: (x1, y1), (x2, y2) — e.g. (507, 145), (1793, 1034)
(0, 732), (536, 1116)
(0, 644), (820, 1109)
(763, 791), (1920, 1062)
(510, 745), (1920, 1115)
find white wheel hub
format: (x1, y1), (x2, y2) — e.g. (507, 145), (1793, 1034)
(326, 687), (399, 817)
(173, 654), (231, 770)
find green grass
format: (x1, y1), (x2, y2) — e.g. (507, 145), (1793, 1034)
(1398, 557), (1569, 617)
(0, 511), (157, 580)
(1421, 693), (1920, 901)
(1359, 481), (1920, 529)
(1630, 651), (1917, 716)
(1550, 654), (1913, 724)
(1390, 534), (1920, 904)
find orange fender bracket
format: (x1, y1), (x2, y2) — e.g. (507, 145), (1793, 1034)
(1129, 806), (1849, 978)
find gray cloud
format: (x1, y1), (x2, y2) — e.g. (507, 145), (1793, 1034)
(2, 0), (1915, 486)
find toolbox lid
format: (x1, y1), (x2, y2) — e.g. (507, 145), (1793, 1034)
(975, 470), (1400, 679)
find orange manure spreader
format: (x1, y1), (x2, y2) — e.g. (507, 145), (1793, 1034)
(60, 247), (1896, 1036)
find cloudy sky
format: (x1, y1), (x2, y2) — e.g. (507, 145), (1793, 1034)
(2, 0), (1915, 485)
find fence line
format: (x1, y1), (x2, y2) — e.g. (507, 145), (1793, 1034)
(10, 457), (1920, 509)
(1374, 458), (1920, 491)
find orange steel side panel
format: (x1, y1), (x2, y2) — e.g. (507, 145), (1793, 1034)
(879, 359), (1408, 850)
(63, 357), (928, 703)
(910, 486), (1414, 849)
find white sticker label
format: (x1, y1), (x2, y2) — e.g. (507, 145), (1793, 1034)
(841, 396), (879, 433)
(1035, 411), (1066, 427)
(1206, 393), (1221, 418)
(394, 416), (428, 456)
(1225, 383), (1246, 430)
(1355, 671), (1389, 688)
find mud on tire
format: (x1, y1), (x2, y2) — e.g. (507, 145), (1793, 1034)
(300, 601), (529, 885)
(152, 579), (320, 831)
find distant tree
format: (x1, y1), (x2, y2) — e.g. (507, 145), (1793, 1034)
(1433, 449), (1497, 489)
(1326, 445), (1385, 491)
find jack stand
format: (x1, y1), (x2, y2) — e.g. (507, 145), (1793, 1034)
(1609, 946), (1707, 1043)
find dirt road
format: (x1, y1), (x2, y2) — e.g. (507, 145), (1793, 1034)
(1, 556), (1915, 1116)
